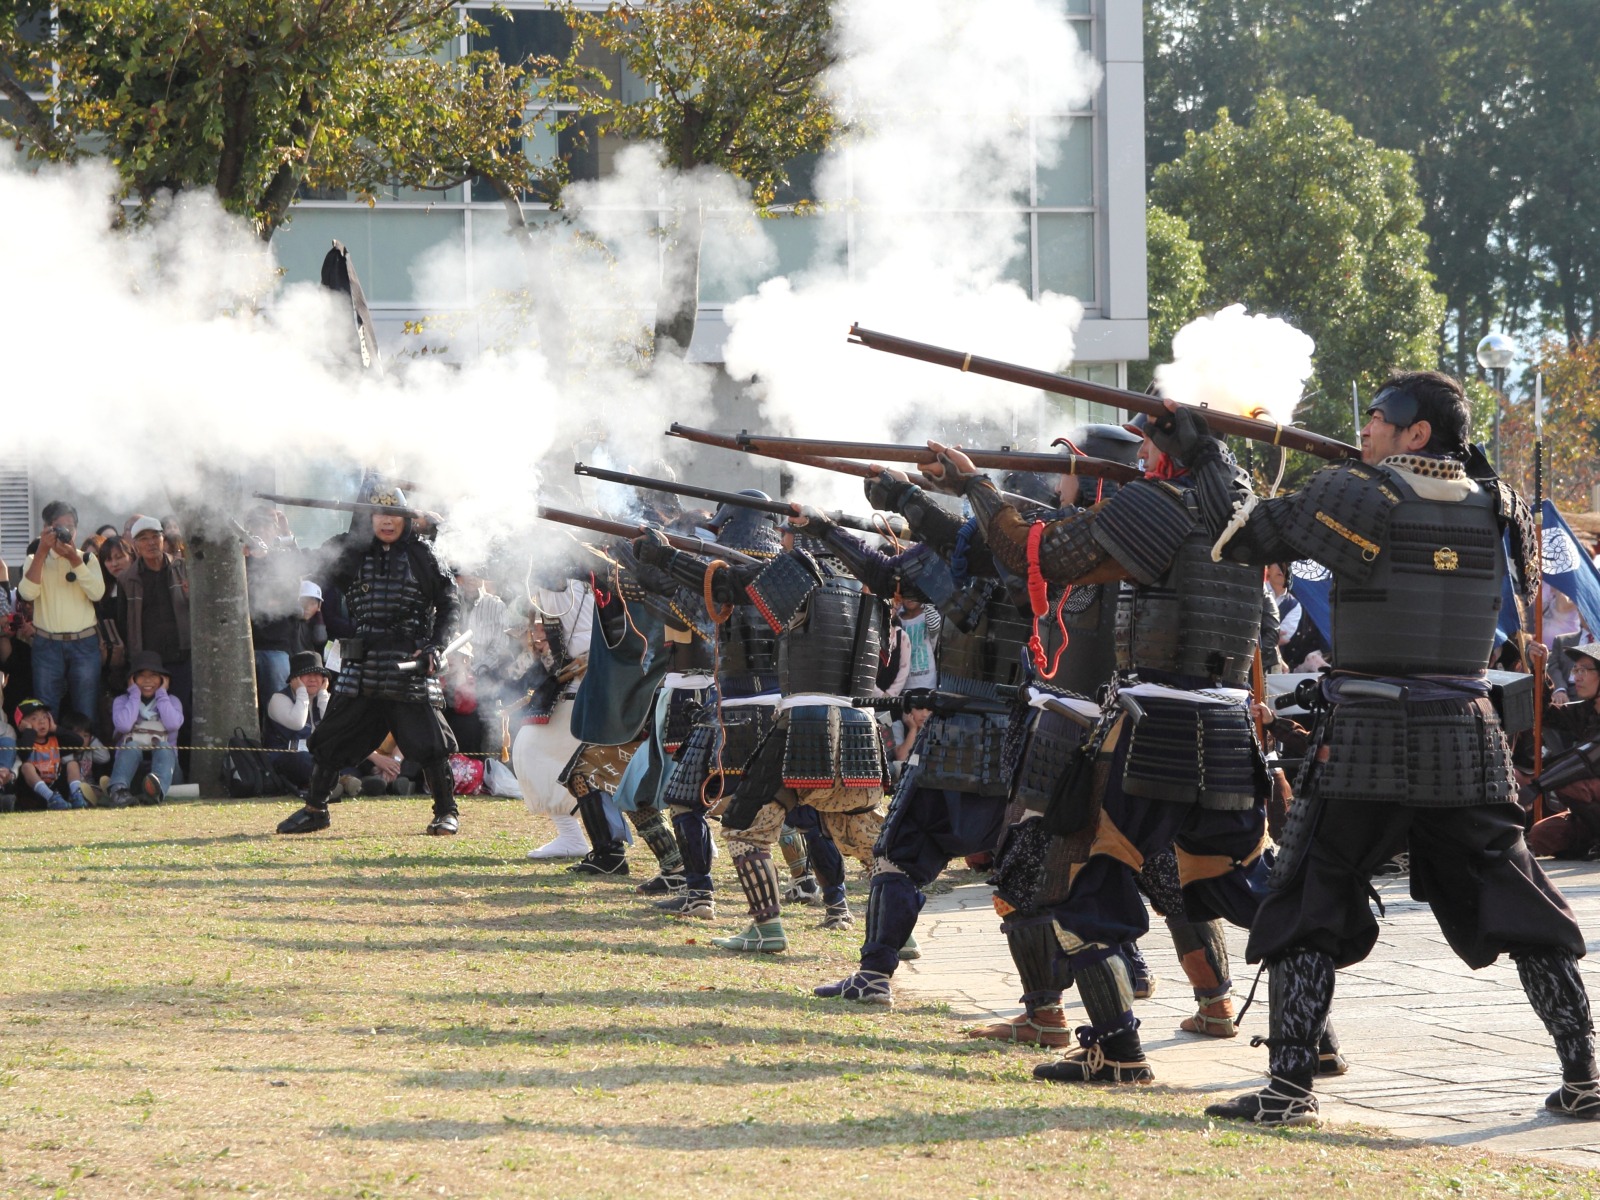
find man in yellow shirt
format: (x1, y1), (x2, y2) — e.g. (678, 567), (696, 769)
(18, 501), (105, 725)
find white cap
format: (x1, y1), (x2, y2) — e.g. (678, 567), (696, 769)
(299, 579), (323, 601)
(130, 516), (163, 538)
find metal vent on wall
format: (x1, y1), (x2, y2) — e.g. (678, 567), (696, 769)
(0, 464), (34, 575)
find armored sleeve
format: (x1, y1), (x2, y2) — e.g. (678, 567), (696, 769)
(874, 482), (967, 556)
(412, 539), (460, 646)
(819, 527), (903, 596)
(966, 477), (1134, 586)
(1186, 437), (1376, 578)
(819, 528), (954, 605)
(656, 548), (760, 608)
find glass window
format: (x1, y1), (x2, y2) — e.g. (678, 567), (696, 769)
(1002, 215), (1034, 297)
(272, 207), (370, 290)
(1063, 0), (1092, 16)
(698, 212), (847, 303)
(1035, 116), (1093, 207)
(367, 210), (467, 305)
(1037, 211), (1094, 302)
(467, 8), (573, 64)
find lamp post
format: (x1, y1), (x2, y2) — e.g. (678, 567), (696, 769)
(1476, 332), (1516, 471)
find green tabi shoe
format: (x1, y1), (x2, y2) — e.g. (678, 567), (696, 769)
(711, 919), (788, 953)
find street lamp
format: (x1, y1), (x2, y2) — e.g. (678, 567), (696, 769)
(1476, 332), (1516, 470)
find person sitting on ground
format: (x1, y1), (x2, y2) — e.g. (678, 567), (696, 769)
(264, 651), (336, 795)
(1524, 642), (1600, 859)
(13, 699), (87, 810)
(58, 709), (110, 805)
(107, 652), (183, 807)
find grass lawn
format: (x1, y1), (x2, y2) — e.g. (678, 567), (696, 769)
(0, 795), (1595, 1199)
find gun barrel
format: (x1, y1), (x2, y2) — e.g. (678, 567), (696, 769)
(739, 435), (1141, 482)
(573, 463), (794, 516)
(253, 491), (419, 518)
(847, 324), (1360, 461)
(668, 423), (942, 490)
(534, 506), (759, 566)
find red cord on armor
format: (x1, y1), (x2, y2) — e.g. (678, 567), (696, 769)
(1025, 521), (1071, 680)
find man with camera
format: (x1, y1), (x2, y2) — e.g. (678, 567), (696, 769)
(18, 501), (105, 726)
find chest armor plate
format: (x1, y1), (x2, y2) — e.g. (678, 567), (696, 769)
(1115, 527), (1261, 687)
(1332, 484), (1502, 675)
(778, 574), (881, 697)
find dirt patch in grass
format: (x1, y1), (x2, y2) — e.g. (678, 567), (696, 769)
(0, 797), (1595, 1198)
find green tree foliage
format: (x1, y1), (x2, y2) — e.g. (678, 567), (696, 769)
(1130, 204), (1207, 393)
(1144, 0), (1600, 372)
(1152, 92), (1446, 440)
(0, 1), (543, 240)
(548, 0), (836, 351)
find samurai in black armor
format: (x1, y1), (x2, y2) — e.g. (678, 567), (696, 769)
(922, 426), (1276, 1086)
(1159, 371), (1599, 1127)
(633, 520), (889, 955)
(625, 500), (785, 918)
(276, 484), (462, 836)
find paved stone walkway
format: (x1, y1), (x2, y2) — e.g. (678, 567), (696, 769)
(898, 860), (1600, 1168)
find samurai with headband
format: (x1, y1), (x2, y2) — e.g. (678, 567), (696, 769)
(920, 420), (1274, 1086)
(632, 514), (890, 954)
(276, 482), (463, 837)
(1158, 370), (1598, 1128)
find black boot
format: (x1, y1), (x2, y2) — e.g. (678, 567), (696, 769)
(277, 764), (337, 834)
(1205, 949), (1331, 1126)
(421, 760), (459, 836)
(569, 793), (629, 876)
(1513, 947), (1600, 1119)
(1034, 947), (1152, 1083)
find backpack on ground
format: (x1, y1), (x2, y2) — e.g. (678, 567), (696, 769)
(221, 727), (284, 798)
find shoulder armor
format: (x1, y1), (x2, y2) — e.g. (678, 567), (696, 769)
(745, 551), (824, 632)
(1490, 479), (1538, 601)
(1089, 479), (1195, 585)
(1275, 461), (1401, 583)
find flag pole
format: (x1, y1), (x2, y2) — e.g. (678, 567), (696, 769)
(1533, 372), (1546, 815)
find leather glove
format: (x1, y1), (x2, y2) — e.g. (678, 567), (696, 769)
(632, 525), (674, 568)
(865, 468), (915, 511)
(417, 644), (444, 676)
(922, 445), (985, 496)
(1148, 404), (1215, 466)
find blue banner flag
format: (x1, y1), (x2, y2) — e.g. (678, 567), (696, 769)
(1538, 501), (1600, 638)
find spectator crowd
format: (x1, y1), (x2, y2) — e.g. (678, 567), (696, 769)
(1, 499), (524, 811)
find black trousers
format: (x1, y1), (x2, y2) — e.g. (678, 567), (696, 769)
(308, 693), (458, 771)
(1249, 797), (1586, 969)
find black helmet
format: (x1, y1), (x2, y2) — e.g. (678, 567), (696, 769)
(1055, 423), (1142, 467)
(709, 489), (774, 530)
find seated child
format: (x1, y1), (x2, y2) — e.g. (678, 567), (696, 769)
(14, 699), (87, 810)
(108, 652), (183, 807)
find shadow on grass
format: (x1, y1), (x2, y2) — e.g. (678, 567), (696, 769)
(317, 1100), (1424, 1151)
(223, 933), (828, 961)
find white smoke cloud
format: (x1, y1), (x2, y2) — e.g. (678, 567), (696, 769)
(0, 145), (722, 589)
(722, 0), (1101, 458)
(1154, 304), (1315, 426)
(2, 0), (1107, 578)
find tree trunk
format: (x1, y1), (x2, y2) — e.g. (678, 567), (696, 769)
(184, 485), (260, 799)
(654, 196), (705, 357)
(484, 173), (570, 371)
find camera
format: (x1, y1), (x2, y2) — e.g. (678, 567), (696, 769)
(52, 524), (73, 543)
